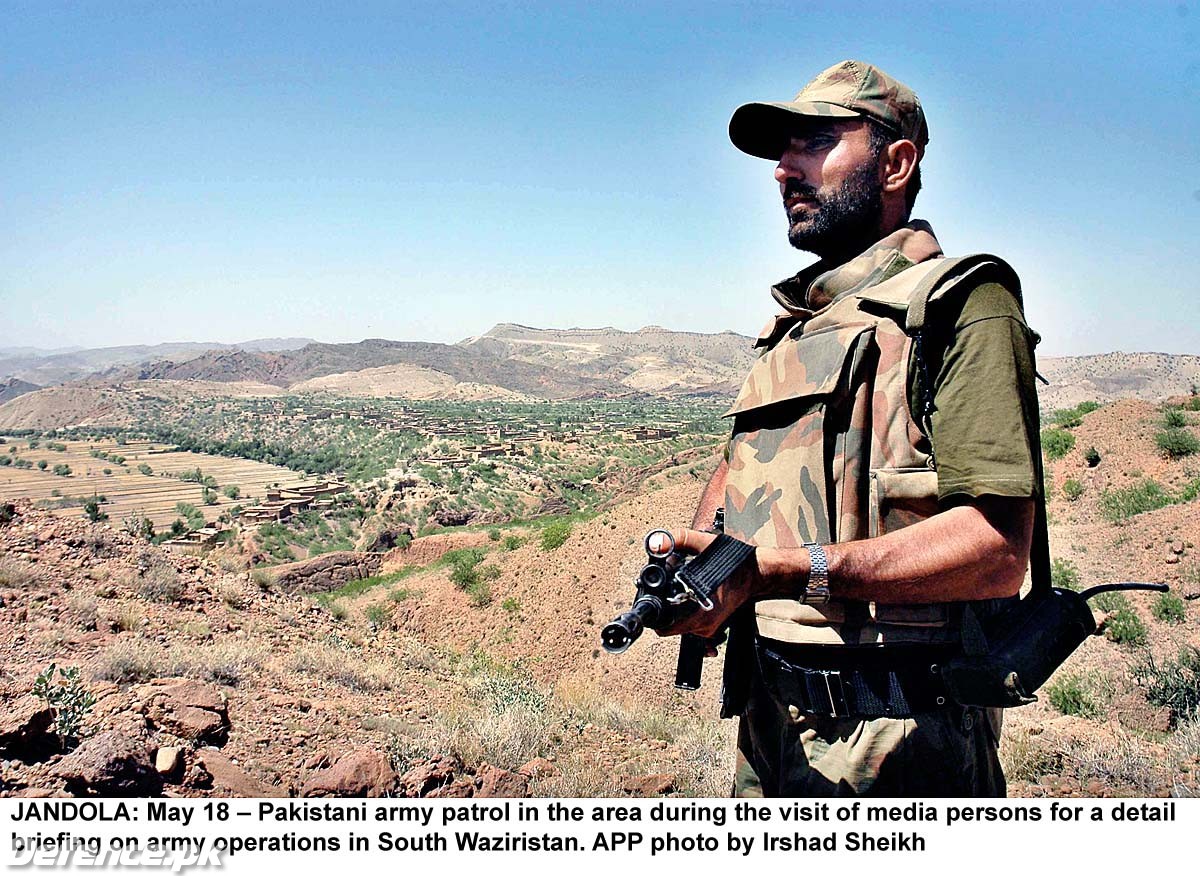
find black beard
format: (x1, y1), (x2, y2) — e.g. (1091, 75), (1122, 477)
(784, 163), (884, 261)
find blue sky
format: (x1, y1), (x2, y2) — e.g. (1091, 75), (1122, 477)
(3, 1), (1198, 355)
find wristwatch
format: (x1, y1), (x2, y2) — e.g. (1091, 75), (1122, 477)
(801, 543), (831, 605)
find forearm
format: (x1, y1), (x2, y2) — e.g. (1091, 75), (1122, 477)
(690, 457), (728, 529)
(757, 497), (1033, 604)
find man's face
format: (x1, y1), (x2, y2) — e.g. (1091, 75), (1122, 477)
(774, 119), (884, 258)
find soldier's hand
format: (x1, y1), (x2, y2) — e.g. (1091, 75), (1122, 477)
(652, 528), (762, 639)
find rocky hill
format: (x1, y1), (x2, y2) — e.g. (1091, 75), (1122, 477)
(0, 378), (39, 406)
(461, 324), (758, 394)
(0, 339), (314, 387)
(115, 339), (614, 399)
(1037, 352), (1200, 411)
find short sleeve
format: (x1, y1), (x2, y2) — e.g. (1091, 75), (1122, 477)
(909, 281), (1042, 503)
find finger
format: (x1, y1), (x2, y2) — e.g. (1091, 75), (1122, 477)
(673, 528), (716, 555)
(648, 530), (673, 555)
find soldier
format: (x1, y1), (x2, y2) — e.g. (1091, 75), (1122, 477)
(658, 60), (1043, 796)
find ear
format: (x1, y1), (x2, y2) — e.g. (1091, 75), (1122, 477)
(882, 139), (918, 196)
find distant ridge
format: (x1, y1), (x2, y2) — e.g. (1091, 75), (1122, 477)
(0, 338), (316, 387)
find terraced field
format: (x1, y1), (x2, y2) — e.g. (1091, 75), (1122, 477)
(0, 437), (310, 528)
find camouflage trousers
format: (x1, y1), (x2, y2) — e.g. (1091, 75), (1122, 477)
(732, 657), (1006, 797)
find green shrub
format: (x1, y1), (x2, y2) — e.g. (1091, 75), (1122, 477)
(1083, 446), (1101, 467)
(1092, 590), (1128, 613)
(1045, 670), (1111, 719)
(31, 664), (96, 745)
(540, 520), (572, 551)
(223, 485), (240, 499)
(364, 603), (391, 632)
(1051, 557), (1081, 591)
(449, 550), (482, 590)
(1099, 479), (1172, 522)
(1165, 408), (1188, 428)
(122, 513), (155, 541)
(502, 535), (525, 551)
(487, 528), (501, 542)
(1152, 592), (1186, 624)
(1041, 428), (1075, 460)
(1155, 428), (1200, 459)
(501, 597), (521, 615)
(37, 459), (48, 470)
(466, 578), (492, 607)
(138, 463), (153, 476)
(1062, 479), (1083, 501)
(479, 563), (501, 581)
(1105, 607), (1148, 647)
(83, 498), (108, 523)
(1134, 647), (1200, 721)
(203, 488), (219, 505)
(52, 463), (72, 477)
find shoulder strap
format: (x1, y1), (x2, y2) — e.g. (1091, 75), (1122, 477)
(905, 254), (1051, 597)
(904, 254), (1023, 335)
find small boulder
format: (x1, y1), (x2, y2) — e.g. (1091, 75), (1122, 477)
(397, 754), (462, 797)
(0, 696), (55, 760)
(51, 731), (161, 796)
(155, 746), (184, 778)
(518, 757), (558, 779)
(621, 774), (676, 796)
(194, 750), (269, 796)
(302, 749), (398, 798)
(139, 679), (229, 745)
(475, 764), (530, 798)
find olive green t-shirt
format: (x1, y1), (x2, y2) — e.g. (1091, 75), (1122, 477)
(907, 280), (1042, 503)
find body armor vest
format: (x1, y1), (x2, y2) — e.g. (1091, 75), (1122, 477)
(723, 253), (1019, 646)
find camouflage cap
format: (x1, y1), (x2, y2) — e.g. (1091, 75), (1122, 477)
(729, 60), (929, 160)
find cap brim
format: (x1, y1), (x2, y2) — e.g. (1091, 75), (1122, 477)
(728, 101), (861, 160)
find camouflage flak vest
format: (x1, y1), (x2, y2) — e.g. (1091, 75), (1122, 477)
(723, 254), (1019, 646)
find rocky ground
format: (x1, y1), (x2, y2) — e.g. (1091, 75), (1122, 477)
(2, 398), (1199, 798)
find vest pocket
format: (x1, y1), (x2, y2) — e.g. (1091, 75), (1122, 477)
(868, 467), (940, 538)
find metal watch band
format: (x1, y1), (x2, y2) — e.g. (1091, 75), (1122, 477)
(801, 542), (831, 605)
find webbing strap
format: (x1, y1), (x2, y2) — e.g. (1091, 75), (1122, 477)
(674, 533), (756, 603)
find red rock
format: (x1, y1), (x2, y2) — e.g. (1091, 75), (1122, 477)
(302, 749), (398, 798)
(397, 754), (462, 797)
(195, 750), (270, 796)
(621, 774), (676, 796)
(50, 730), (161, 796)
(475, 764), (530, 798)
(0, 696), (55, 759)
(139, 679), (229, 745)
(518, 757), (558, 779)
(426, 778), (476, 798)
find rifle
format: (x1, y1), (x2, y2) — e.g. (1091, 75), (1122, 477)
(601, 509), (754, 691)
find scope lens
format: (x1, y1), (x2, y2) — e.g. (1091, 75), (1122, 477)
(639, 564), (667, 588)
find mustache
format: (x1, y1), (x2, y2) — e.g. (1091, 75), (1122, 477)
(782, 178), (819, 201)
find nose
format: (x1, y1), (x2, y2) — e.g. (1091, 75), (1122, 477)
(775, 145), (803, 185)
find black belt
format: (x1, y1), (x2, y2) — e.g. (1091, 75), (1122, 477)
(754, 639), (956, 719)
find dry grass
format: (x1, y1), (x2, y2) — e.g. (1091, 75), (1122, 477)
(0, 555), (39, 587)
(94, 638), (163, 683)
(215, 578), (250, 610)
(109, 601), (144, 632)
(66, 593), (99, 631)
(136, 560), (184, 603)
(287, 641), (395, 692)
(165, 641), (265, 686)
